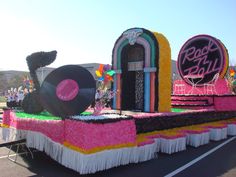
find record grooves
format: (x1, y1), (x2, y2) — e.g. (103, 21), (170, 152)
(40, 65), (96, 117)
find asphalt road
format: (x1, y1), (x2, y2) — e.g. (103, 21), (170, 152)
(1, 130), (236, 177)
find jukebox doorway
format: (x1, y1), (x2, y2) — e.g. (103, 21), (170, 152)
(121, 44), (144, 111)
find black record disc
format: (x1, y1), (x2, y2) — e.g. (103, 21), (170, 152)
(40, 65), (96, 117)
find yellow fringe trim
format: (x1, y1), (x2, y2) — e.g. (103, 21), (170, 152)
(138, 118), (236, 139)
(63, 141), (137, 154)
(1, 124), (10, 128)
(219, 41), (229, 78)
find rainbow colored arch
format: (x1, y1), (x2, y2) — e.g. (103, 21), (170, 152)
(112, 28), (171, 112)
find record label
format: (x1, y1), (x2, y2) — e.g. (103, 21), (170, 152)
(56, 79), (79, 101)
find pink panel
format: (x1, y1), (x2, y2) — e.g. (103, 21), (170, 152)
(214, 96), (236, 111)
(2, 110), (64, 143)
(2, 109), (11, 125)
(173, 78), (231, 95)
(64, 119), (136, 150)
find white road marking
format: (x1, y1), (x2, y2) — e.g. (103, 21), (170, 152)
(164, 136), (236, 177)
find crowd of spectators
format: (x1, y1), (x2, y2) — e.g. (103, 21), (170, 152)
(5, 87), (29, 108)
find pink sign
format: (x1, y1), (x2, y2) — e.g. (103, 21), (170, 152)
(177, 35), (227, 86)
(56, 79), (79, 101)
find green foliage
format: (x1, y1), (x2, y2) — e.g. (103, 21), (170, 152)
(8, 74), (23, 88)
(0, 71), (30, 94)
(0, 96), (6, 102)
(0, 72), (7, 93)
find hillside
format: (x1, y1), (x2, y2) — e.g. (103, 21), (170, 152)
(0, 70), (30, 95)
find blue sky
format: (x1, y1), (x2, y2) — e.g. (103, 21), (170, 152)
(0, 0), (235, 71)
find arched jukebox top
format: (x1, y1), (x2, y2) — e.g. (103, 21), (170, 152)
(112, 28), (171, 112)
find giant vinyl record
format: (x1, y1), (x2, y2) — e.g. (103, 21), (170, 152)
(40, 65), (96, 117)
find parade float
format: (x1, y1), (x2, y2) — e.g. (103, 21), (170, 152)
(1, 28), (236, 174)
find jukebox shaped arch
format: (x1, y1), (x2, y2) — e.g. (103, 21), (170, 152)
(112, 28), (171, 112)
